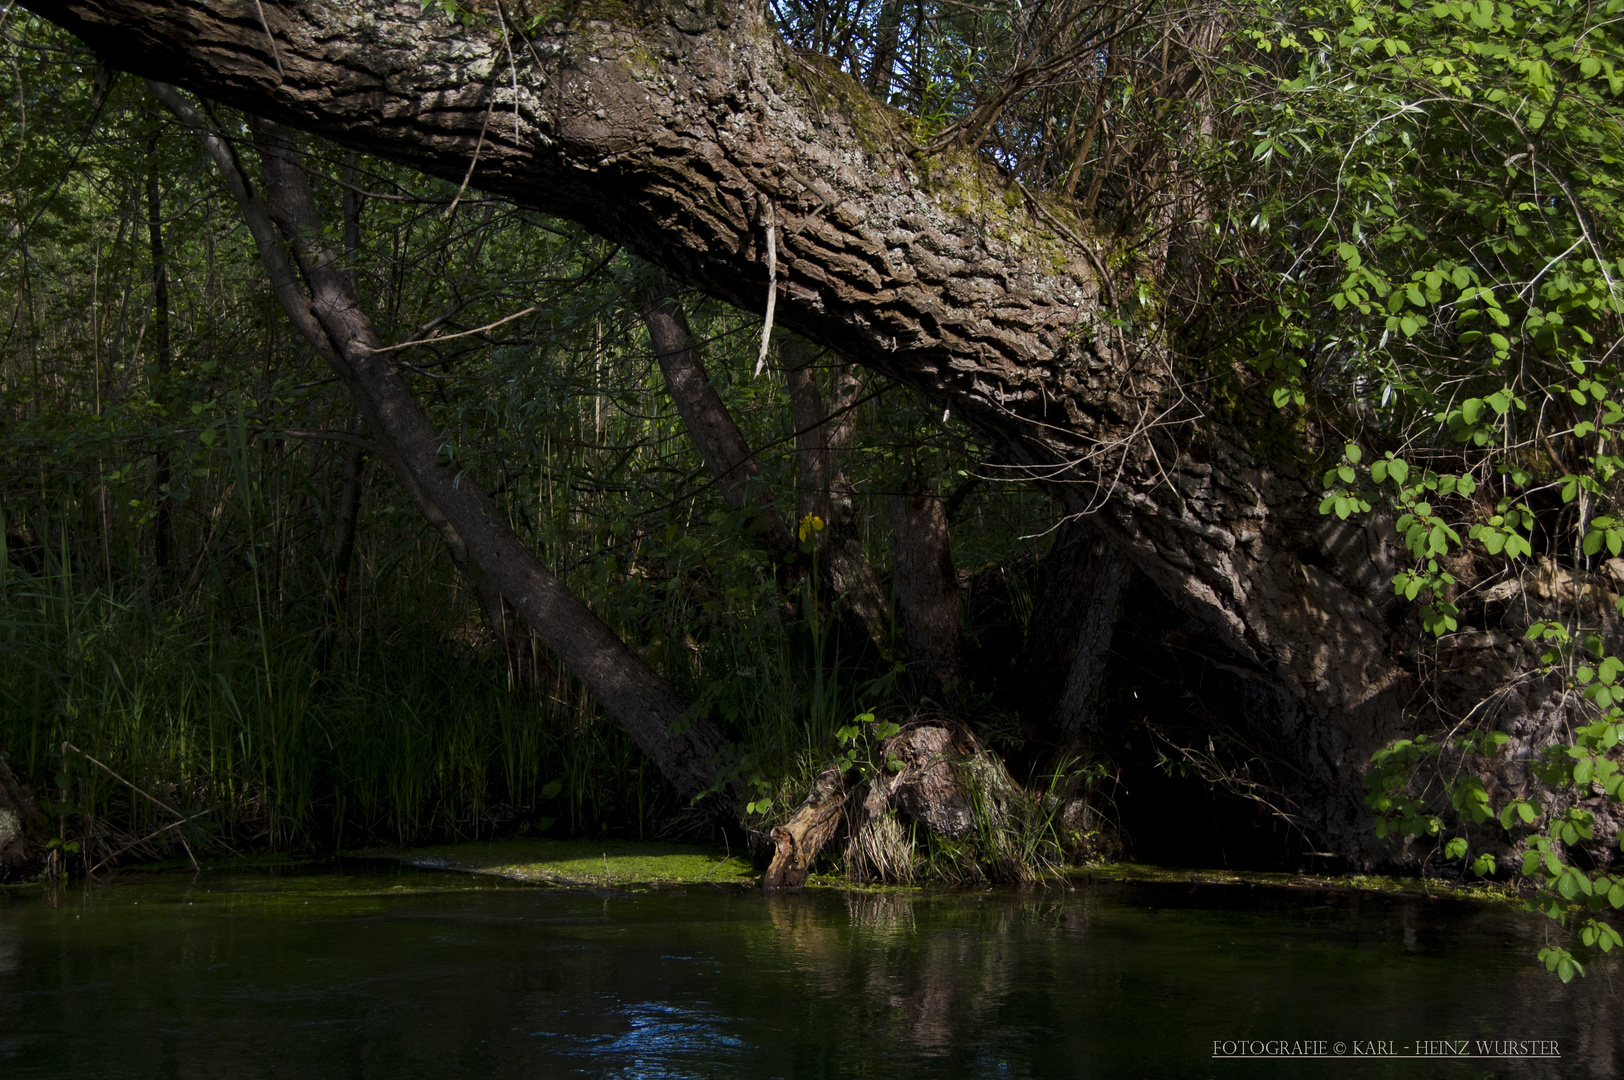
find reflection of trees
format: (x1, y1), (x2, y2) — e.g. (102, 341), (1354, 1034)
(765, 889), (1092, 1057)
(1515, 965), (1619, 1077)
(10, 878), (1620, 1077)
(1571, 990), (1619, 1074)
(0, 922), (18, 975)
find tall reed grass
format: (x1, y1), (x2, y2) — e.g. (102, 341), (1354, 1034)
(0, 558), (690, 865)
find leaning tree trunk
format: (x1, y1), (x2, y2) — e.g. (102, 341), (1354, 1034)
(152, 84), (727, 800)
(29, 0), (1556, 859)
(640, 280), (796, 555)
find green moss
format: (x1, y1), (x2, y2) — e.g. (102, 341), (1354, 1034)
(787, 54), (902, 160)
(1075, 862), (1524, 906)
(398, 838), (759, 887)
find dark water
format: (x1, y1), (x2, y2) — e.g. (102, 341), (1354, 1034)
(0, 863), (1617, 1078)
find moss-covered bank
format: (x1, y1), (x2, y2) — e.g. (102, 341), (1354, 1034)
(395, 838), (759, 887)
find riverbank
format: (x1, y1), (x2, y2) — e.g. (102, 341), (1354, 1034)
(1079, 862), (1526, 906)
(386, 841), (1525, 903)
(1, 840), (1529, 905)
(388, 838), (759, 888)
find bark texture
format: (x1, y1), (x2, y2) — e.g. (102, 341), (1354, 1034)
(23, 0), (1508, 856)
(890, 487), (965, 695)
(763, 761), (850, 889)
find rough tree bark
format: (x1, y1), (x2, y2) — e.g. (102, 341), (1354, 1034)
(26, 0), (1525, 858)
(151, 83), (726, 798)
(889, 484), (965, 696)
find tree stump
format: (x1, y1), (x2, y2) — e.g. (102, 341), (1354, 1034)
(0, 746), (42, 881)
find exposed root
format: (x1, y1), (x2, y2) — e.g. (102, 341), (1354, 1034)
(762, 720), (1070, 887)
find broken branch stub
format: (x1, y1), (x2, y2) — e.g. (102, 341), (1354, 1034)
(763, 762), (852, 890)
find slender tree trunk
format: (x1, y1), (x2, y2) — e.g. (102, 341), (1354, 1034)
(1052, 529), (1130, 753)
(340, 149), (361, 288)
(144, 129), (173, 584)
(638, 280), (794, 554)
(866, 0), (903, 99)
(782, 337), (889, 647)
(152, 84), (726, 799)
(889, 484), (964, 697)
(1063, 38), (1115, 201)
(317, 409), (367, 655)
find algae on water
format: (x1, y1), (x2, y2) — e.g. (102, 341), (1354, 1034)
(400, 838), (757, 887)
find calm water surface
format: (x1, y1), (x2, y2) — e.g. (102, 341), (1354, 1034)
(0, 863), (1617, 1078)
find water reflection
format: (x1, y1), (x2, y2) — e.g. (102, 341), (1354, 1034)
(0, 868), (1616, 1079)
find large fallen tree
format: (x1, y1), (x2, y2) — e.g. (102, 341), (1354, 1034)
(19, 0), (1619, 879)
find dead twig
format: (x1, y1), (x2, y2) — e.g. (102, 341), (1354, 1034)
(62, 741), (200, 871)
(363, 306), (538, 353)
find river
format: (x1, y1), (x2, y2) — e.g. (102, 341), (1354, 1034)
(0, 862), (1615, 1077)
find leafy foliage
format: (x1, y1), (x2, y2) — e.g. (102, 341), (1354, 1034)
(1218, 0), (1624, 976)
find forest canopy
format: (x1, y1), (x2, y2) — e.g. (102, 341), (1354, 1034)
(2, 0), (1623, 975)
